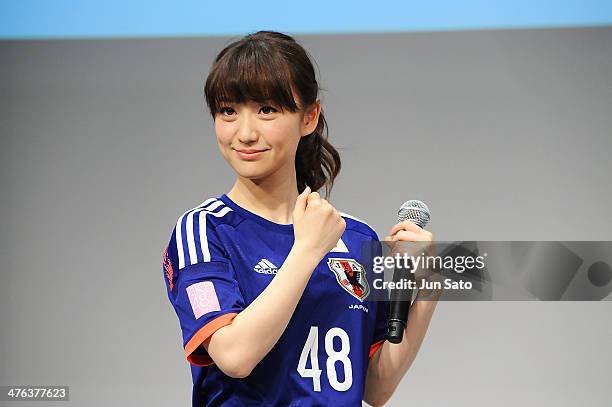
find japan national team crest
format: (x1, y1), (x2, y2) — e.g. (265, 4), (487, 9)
(327, 258), (370, 301)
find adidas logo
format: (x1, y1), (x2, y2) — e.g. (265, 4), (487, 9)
(254, 259), (278, 275)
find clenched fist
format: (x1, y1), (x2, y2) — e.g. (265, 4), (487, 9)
(293, 186), (346, 261)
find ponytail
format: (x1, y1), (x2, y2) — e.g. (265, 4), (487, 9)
(295, 111), (341, 198)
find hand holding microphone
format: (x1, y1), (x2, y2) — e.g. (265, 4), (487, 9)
(385, 200), (434, 344)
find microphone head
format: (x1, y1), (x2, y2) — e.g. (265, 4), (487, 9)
(398, 200), (431, 228)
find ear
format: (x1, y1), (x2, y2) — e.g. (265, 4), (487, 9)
(301, 99), (321, 137)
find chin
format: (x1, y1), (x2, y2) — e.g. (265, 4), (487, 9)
(227, 157), (284, 181)
(232, 165), (270, 180)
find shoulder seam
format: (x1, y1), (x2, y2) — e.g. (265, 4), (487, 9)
(175, 198), (233, 270)
(339, 211), (378, 240)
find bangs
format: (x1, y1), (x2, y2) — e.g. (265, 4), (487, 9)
(205, 41), (299, 116)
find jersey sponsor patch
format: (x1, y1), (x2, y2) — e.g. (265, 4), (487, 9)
(186, 281), (221, 319)
(327, 258), (370, 301)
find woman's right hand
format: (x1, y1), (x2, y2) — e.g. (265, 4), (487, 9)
(292, 186), (346, 261)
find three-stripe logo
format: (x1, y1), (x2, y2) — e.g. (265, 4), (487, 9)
(175, 198), (232, 270)
(254, 259), (278, 275)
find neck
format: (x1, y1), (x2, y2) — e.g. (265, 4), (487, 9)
(226, 165), (300, 225)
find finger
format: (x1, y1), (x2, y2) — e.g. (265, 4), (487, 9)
(383, 236), (398, 251)
(391, 230), (431, 242)
(389, 220), (423, 235)
(307, 191), (321, 204)
(389, 220), (425, 236)
(293, 186), (310, 219)
(382, 238), (398, 255)
(321, 199), (336, 213)
(298, 186), (311, 203)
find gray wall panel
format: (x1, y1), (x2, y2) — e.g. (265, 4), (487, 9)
(1, 27), (611, 406)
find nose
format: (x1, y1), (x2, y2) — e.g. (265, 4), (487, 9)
(236, 114), (259, 144)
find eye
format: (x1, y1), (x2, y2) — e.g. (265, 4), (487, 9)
(259, 105), (278, 115)
(218, 106), (236, 116)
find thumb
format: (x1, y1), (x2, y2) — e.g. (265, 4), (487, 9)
(293, 186), (311, 222)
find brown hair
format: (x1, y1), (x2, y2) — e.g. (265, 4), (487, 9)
(204, 30), (341, 198)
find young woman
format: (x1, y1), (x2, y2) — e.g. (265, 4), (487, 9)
(162, 31), (438, 406)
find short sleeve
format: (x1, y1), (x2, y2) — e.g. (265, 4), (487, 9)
(369, 299), (389, 359)
(367, 228), (389, 359)
(162, 209), (245, 366)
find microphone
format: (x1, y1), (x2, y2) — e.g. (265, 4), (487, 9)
(387, 200), (431, 344)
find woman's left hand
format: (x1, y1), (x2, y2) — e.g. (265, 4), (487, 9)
(384, 219), (433, 243)
(383, 219), (435, 270)
(383, 220), (441, 299)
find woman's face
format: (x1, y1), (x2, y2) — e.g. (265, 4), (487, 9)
(214, 97), (320, 183)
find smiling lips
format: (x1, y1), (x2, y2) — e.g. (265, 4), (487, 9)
(235, 149), (268, 160)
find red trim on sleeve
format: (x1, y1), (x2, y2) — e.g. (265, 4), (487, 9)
(185, 312), (238, 367)
(162, 246), (174, 292)
(369, 339), (385, 360)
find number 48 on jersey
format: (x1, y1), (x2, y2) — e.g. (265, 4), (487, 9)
(297, 326), (353, 392)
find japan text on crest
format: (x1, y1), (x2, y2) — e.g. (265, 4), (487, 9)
(327, 258), (370, 301)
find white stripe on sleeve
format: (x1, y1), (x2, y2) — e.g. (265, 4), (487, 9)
(176, 198), (217, 270)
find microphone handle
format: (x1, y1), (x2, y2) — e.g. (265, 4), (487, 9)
(387, 260), (415, 344)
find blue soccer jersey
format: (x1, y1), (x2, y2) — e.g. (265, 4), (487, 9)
(162, 193), (389, 406)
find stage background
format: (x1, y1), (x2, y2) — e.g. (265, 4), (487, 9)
(1, 4), (611, 406)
